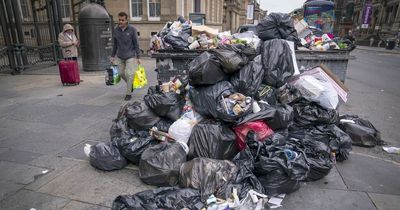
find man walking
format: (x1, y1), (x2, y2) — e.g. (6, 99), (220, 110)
(111, 12), (141, 101)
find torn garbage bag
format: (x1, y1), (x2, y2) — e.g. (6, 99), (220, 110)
(188, 52), (227, 87)
(189, 81), (253, 122)
(122, 101), (161, 131)
(236, 103), (294, 130)
(112, 187), (204, 210)
(255, 84), (277, 105)
(293, 100), (338, 127)
(277, 83), (302, 105)
(116, 131), (158, 165)
(179, 158), (238, 200)
(256, 13), (299, 43)
(89, 140), (128, 171)
(339, 115), (385, 147)
(234, 120), (274, 151)
(214, 49), (247, 74)
(139, 142), (188, 186)
(261, 39), (295, 88)
(144, 92), (185, 121)
(188, 120), (238, 160)
(230, 55), (264, 97)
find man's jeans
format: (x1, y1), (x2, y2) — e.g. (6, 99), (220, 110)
(115, 57), (137, 95)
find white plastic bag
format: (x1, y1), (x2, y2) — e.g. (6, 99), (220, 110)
(168, 110), (203, 144)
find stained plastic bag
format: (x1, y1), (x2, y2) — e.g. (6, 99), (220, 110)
(122, 101), (161, 131)
(188, 52), (227, 87)
(139, 142), (187, 186)
(339, 115), (384, 147)
(214, 49), (247, 74)
(261, 39), (295, 88)
(292, 100), (338, 127)
(277, 83), (302, 105)
(88, 140), (128, 171)
(179, 158), (238, 200)
(144, 92), (185, 121)
(116, 131), (158, 165)
(230, 55), (263, 97)
(189, 81), (253, 122)
(112, 187), (204, 210)
(236, 103), (294, 130)
(105, 65), (121, 85)
(256, 13), (299, 43)
(133, 65), (148, 89)
(188, 121), (238, 160)
(234, 120), (274, 151)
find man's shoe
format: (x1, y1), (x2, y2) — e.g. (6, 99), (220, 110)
(124, 95), (132, 101)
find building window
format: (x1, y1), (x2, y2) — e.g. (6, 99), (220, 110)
(130, 0), (143, 20)
(148, 0), (160, 21)
(60, 0), (71, 19)
(194, 0), (201, 13)
(19, 0), (31, 20)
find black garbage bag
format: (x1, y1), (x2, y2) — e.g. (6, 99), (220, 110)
(277, 83), (302, 105)
(116, 131), (158, 165)
(218, 43), (257, 61)
(112, 187), (204, 210)
(292, 100), (338, 127)
(188, 52), (227, 87)
(188, 121), (238, 160)
(236, 103), (293, 130)
(110, 117), (129, 140)
(89, 140), (128, 171)
(122, 101), (161, 131)
(214, 49), (247, 74)
(230, 148), (265, 199)
(261, 39), (295, 88)
(230, 55), (263, 97)
(255, 84), (277, 105)
(338, 115), (384, 147)
(256, 13), (299, 43)
(247, 130), (288, 160)
(189, 81), (253, 122)
(289, 124), (352, 162)
(163, 30), (190, 49)
(154, 118), (173, 133)
(139, 142), (187, 187)
(179, 158), (238, 200)
(144, 92), (185, 121)
(287, 137), (333, 181)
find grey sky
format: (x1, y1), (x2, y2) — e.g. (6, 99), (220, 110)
(259, 0), (306, 14)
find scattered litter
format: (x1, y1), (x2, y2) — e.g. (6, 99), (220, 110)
(382, 146), (400, 154)
(268, 194), (286, 209)
(41, 170), (49, 174)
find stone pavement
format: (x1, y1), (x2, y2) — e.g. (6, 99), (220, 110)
(356, 45), (400, 54)
(0, 58), (399, 210)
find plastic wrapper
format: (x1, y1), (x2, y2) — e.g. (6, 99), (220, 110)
(257, 13), (299, 43)
(230, 55), (263, 97)
(116, 131), (158, 165)
(144, 92), (185, 121)
(188, 52), (227, 87)
(189, 81), (253, 122)
(89, 140), (128, 171)
(139, 142), (188, 186)
(261, 39), (295, 88)
(292, 100), (338, 127)
(179, 158), (238, 200)
(112, 187), (204, 210)
(121, 101), (161, 131)
(188, 121), (238, 160)
(338, 115), (384, 147)
(234, 120), (274, 151)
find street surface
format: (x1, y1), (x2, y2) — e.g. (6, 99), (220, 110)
(0, 48), (399, 209)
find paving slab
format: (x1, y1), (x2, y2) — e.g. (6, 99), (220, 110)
(58, 140), (101, 161)
(38, 162), (155, 207)
(0, 148), (43, 164)
(0, 180), (25, 202)
(61, 200), (109, 210)
(0, 189), (69, 210)
(368, 193), (400, 210)
(25, 156), (81, 191)
(300, 166), (347, 190)
(0, 160), (48, 185)
(336, 153), (400, 195)
(281, 187), (377, 210)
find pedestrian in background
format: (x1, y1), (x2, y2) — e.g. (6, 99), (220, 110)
(111, 12), (141, 101)
(58, 24), (79, 60)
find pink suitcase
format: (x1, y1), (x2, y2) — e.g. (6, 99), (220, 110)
(58, 59), (80, 86)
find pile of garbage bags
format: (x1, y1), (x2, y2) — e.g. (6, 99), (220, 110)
(85, 13), (384, 210)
